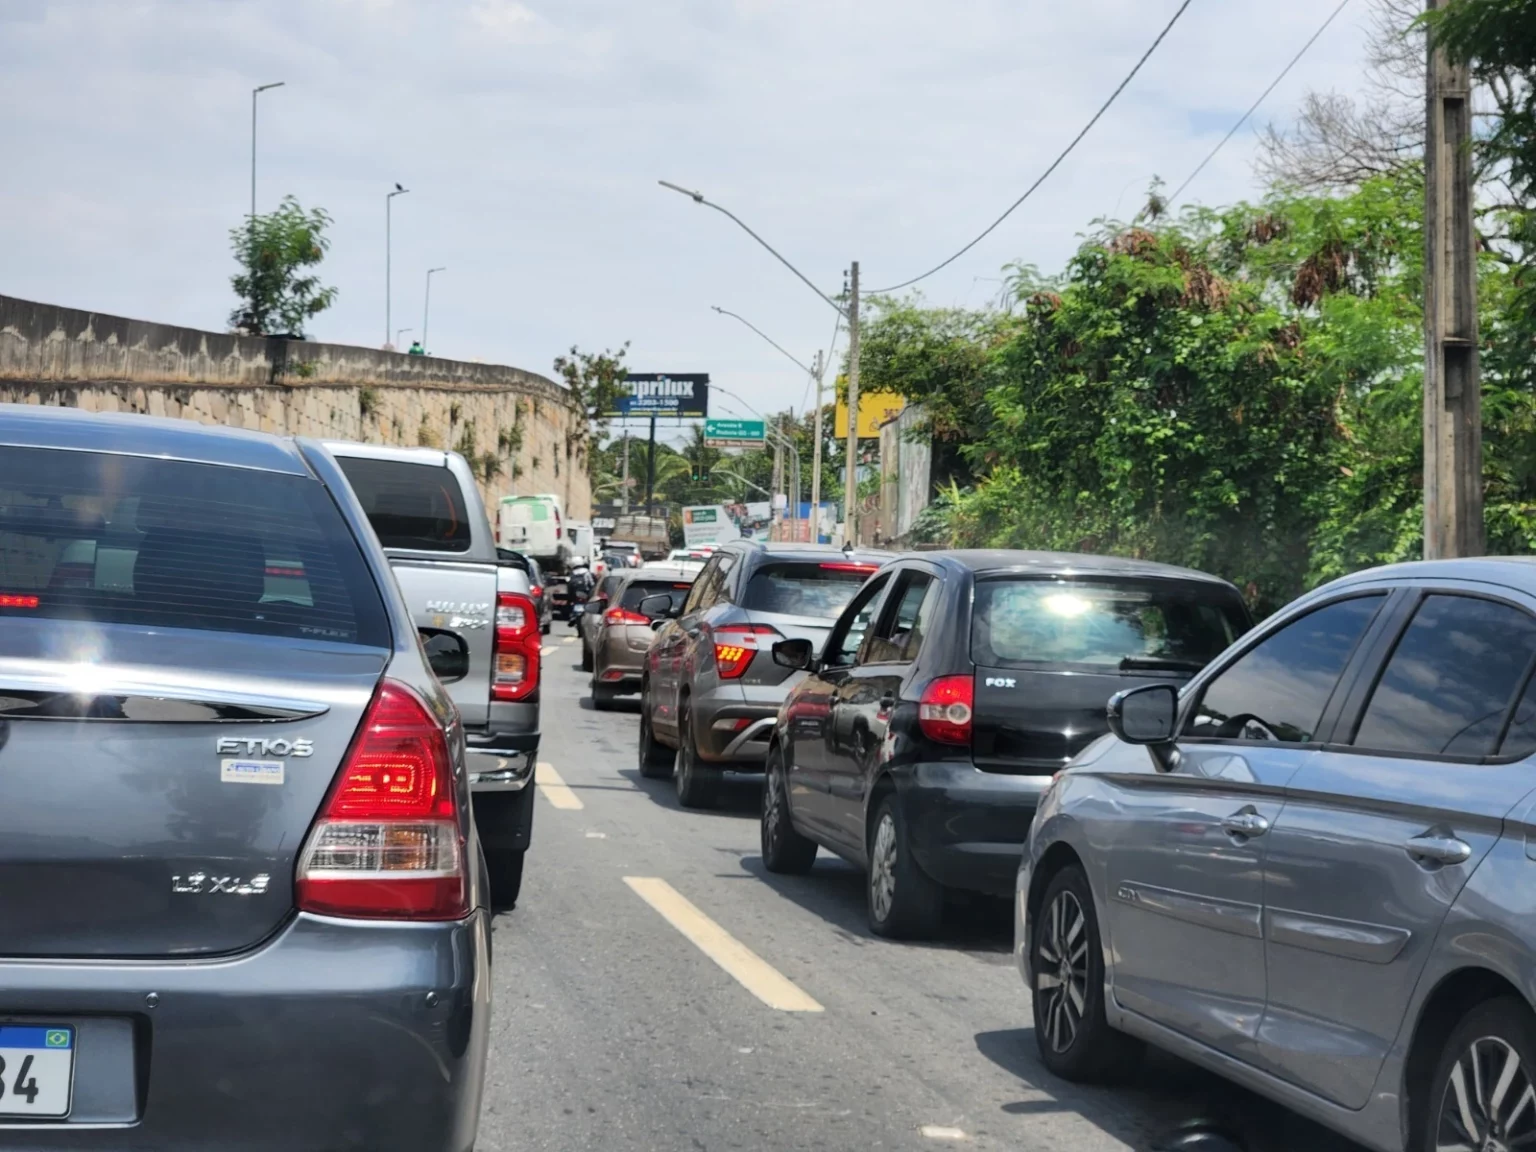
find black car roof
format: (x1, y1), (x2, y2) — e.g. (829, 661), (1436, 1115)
(915, 549), (1240, 588)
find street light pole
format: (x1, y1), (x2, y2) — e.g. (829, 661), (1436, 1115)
(423, 267), (446, 354)
(811, 349), (824, 542)
(248, 81), (284, 325)
(397, 327), (413, 349)
(385, 185), (410, 348)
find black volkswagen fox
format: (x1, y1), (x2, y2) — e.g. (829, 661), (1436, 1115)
(761, 550), (1251, 939)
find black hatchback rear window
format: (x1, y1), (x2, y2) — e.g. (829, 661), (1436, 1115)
(0, 447), (389, 646)
(337, 457), (472, 553)
(972, 577), (1249, 670)
(740, 561), (876, 618)
(620, 580), (694, 613)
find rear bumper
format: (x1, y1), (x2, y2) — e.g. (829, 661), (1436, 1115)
(691, 683), (783, 765)
(464, 715), (538, 793)
(0, 912), (489, 1152)
(900, 762), (1051, 897)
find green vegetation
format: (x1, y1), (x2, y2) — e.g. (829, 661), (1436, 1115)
(228, 196), (337, 338)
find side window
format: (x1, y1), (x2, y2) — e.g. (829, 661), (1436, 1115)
(684, 557), (722, 614)
(863, 573), (935, 665)
(1189, 595), (1384, 744)
(1352, 595), (1536, 758)
(824, 575), (891, 668)
(1499, 676), (1536, 759)
(712, 553), (739, 607)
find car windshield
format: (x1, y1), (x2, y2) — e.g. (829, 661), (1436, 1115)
(972, 576), (1248, 669)
(0, 446), (389, 646)
(740, 561), (875, 619)
(619, 579), (693, 613)
(337, 457), (472, 553)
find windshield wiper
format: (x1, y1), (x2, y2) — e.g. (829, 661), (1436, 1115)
(1119, 656), (1207, 673)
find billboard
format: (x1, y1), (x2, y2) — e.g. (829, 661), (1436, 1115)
(608, 373), (710, 418)
(835, 391), (905, 439)
(681, 504), (742, 546)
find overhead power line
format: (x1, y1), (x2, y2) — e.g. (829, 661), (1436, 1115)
(1167, 0), (1353, 207)
(870, 0), (1195, 294)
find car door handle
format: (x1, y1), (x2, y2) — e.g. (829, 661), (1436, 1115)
(1404, 834), (1472, 866)
(1221, 811), (1271, 838)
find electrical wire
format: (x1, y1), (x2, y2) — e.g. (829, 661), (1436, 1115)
(870, 0), (1195, 294)
(1167, 0), (1353, 207)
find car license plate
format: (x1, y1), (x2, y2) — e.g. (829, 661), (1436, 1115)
(0, 1025), (74, 1117)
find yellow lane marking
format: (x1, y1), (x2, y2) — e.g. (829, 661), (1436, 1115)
(920, 1126), (967, 1141)
(540, 645), (557, 656)
(623, 877), (824, 1013)
(537, 762), (583, 810)
(562, 636), (577, 644)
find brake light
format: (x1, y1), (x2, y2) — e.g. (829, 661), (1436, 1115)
(530, 585), (543, 597)
(295, 680), (466, 920)
(919, 675), (974, 746)
(714, 624), (778, 679)
(820, 562), (879, 574)
(493, 592), (541, 701)
(605, 607), (651, 625)
(0, 593), (40, 609)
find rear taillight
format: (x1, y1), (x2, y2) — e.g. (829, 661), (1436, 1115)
(605, 607), (651, 625)
(714, 624), (778, 680)
(493, 592), (541, 701)
(819, 562), (880, 574)
(530, 585), (543, 597)
(919, 675), (974, 746)
(296, 680), (467, 921)
(0, 593), (40, 609)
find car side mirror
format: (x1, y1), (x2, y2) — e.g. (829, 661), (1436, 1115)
(649, 618), (668, 631)
(1107, 683), (1180, 771)
(638, 594), (677, 620)
(570, 603), (585, 618)
(772, 637), (815, 671)
(419, 628), (470, 683)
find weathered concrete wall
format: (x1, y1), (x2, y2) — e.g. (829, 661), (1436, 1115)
(0, 294), (591, 518)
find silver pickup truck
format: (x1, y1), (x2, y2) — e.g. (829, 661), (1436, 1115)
(327, 442), (541, 910)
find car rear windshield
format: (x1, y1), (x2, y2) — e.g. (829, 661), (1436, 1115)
(741, 561), (875, 619)
(0, 447), (390, 646)
(620, 579), (694, 614)
(972, 577), (1248, 670)
(337, 457), (472, 552)
(507, 500), (550, 522)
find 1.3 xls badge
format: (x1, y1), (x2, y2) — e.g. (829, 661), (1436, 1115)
(215, 737), (313, 758)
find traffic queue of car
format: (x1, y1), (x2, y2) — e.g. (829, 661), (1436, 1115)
(578, 534), (1536, 1152)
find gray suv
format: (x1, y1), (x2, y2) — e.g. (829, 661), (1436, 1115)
(0, 406), (488, 1150)
(639, 542), (890, 807)
(1018, 558), (1536, 1152)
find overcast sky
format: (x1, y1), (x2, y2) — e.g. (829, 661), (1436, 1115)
(1, 0), (1375, 445)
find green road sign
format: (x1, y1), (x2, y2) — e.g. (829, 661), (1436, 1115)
(704, 418), (766, 447)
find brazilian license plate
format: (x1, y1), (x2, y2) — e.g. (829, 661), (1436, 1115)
(0, 1025), (74, 1117)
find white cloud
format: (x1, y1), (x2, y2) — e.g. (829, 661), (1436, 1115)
(0, 0), (1378, 420)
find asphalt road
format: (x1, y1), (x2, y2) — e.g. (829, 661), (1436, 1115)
(475, 629), (1371, 1152)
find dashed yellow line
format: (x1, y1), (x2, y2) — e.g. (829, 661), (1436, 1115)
(540, 645), (557, 656)
(623, 877), (824, 1013)
(537, 762), (583, 810)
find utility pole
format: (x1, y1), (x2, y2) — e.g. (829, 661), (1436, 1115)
(621, 433), (631, 514)
(771, 427), (784, 539)
(645, 416), (658, 513)
(1423, 0), (1482, 559)
(844, 261), (861, 547)
(810, 350), (825, 544)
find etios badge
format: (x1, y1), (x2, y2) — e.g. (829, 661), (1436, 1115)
(215, 737), (313, 758)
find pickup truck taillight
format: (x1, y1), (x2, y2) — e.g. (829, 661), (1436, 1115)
(295, 680), (468, 921)
(492, 592), (541, 701)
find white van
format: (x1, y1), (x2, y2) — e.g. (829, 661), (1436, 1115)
(497, 495), (572, 568)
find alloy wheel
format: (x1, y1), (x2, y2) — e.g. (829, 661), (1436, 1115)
(1036, 890), (1091, 1055)
(764, 757), (787, 851)
(1435, 1035), (1536, 1152)
(675, 709), (693, 798)
(870, 813), (898, 924)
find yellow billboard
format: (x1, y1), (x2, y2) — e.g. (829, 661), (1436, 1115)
(834, 391), (905, 439)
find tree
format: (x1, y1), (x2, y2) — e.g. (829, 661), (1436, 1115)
(228, 196), (338, 337)
(553, 344), (630, 511)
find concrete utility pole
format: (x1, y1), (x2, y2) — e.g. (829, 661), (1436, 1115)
(1423, 0), (1483, 558)
(423, 266), (446, 353)
(845, 261), (861, 547)
(621, 434), (631, 514)
(810, 349), (825, 543)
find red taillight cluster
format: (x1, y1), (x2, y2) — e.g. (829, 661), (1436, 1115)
(604, 606), (651, 625)
(493, 592), (541, 702)
(0, 593), (40, 609)
(919, 675), (974, 746)
(714, 624), (778, 680)
(295, 680), (467, 921)
(819, 562), (880, 574)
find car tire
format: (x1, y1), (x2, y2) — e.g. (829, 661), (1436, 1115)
(580, 642), (593, 672)
(1417, 996), (1536, 1152)
(592, 677), (614, 711)
(486, 848), (525, 913)
(1031, 864), (1143, 1082)
(761, 742), (816, 874)
(638, 697), (675, 778)
(674, 700), (720, 809)
(866, 792), (943, 939)
(541, 621), (551, 635)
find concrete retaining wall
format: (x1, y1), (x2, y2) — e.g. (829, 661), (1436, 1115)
(0, 294), (591, 517)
